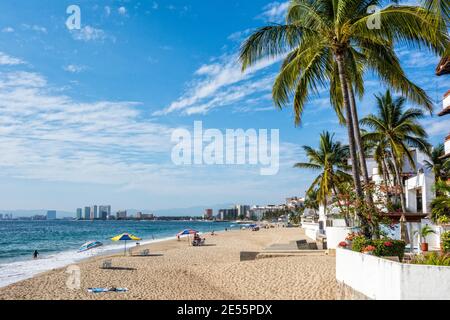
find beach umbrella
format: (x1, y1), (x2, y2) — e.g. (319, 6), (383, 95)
(78, 241), (103, 253)
(400, 214), (410, 249)
(177, 229), (198, 245)
(177, 229), (199, 236)
(111, 233), (142, 255)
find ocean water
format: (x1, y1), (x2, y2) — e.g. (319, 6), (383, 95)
(0, 220), (231, 288)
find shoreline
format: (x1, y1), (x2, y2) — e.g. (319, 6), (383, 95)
(0, 228), (338, 300)
(0, 221), (230, 288)
(0, 234), (184, 289)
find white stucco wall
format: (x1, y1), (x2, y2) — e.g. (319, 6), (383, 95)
(405, 172), (435, 213)
(302, 222), (319, 240)
(336, 248), (450, 300)
(444, 93), (450, 110)
(326, 227), (353, 249)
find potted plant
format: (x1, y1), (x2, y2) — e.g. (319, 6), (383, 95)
(416, 225), (436, 252)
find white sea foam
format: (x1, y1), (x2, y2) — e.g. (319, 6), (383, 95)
(0, 236), (175, 288)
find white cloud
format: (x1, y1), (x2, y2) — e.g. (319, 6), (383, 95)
(0, 70), (177, 186)
(227, 28), (252, 43)
(155, 54), (282, 116)
(1, 27), (14, 33)
(421, 117), (450, 137)
(258, 1), (289, 23)
(0, 52), (25, 65)
(63, 64), (86, 73)
(104, 6), (111, 16)
(71, 26), (113, 42)
(118, 6), (127, 15)
(22, 24), (47, 33)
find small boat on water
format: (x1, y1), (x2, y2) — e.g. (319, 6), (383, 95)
(78, 241), (103, 253)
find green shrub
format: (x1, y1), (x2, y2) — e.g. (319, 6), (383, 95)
(410, 253), (450, 266)
(351, 236), (406, 260)
(442, 231), (450, 253)
(351, 236), (369, 253)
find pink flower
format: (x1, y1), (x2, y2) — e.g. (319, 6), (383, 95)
(384, 241), (393, 247)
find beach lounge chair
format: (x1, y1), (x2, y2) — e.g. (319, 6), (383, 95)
(140, 249), (150, 256)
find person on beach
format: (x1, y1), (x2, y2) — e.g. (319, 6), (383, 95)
(33, 250), (39, 259)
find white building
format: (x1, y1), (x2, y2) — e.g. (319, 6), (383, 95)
(99, 205), (111, 220)
(437, 57), (450, 160)
(367, 149), (435, 214)
(286, 197), (305, 209)
(250, 204), (286, 221)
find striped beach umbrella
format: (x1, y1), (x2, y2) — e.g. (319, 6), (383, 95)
(177, 229), (199, 246)
(177, 229), (199, 236)
(111, 233), (142, 255)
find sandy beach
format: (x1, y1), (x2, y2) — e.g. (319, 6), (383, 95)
(0, 228), (337, 300)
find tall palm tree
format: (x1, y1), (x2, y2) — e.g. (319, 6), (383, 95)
(431, 180), (450, 223)
(304, 188), (320, 214)
(294, 132), (352, 213)
(424, 144), (448, 182)
(364, 135), (396, 207)
(240, 0), (448, 235)
(361, 90), (431, 213)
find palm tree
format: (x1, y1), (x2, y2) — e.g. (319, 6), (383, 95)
(304, 188), (320, 214)
(420, 0), (450, 25)
(294, 131), (352, 214)
(431, 180), (450, 223)
(361, 90), (431, 213)
(424, 144), (448, 182)
(240, 0), (448, 236)
(364, 135), (396, 207)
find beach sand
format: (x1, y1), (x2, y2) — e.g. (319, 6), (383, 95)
(0, 228), (337, 300)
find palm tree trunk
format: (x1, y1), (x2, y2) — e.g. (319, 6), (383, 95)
(347, 84), (373, 202)
(332, 185), (350, 227)
(335, 52), (371, 237)
(381, 158), (392, 208)
(392, 159), (407, 213)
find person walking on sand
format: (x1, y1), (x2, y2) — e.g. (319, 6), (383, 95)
(33, 250), (39, 259)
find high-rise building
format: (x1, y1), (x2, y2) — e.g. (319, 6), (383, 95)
(218, 208), (238, 221)
(236, 205), (251, 219)
(116, 210), (127, 220)
(76, 208), (82, 220)
(84, 207), (90, 220)
(90, 205), (98, 220)
(46, 210), (57, 220)
(99, 205), (111, 220)
(204, 209), (213, 220)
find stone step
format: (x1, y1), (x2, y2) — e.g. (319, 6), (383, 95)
(256, 250), (327, 259)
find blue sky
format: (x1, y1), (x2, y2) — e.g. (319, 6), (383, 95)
(0, 0), (448, 212)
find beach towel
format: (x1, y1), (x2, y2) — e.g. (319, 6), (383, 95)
(88, 287), (128, 293)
